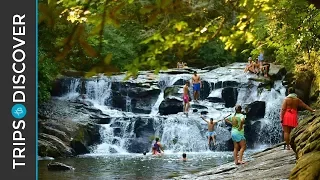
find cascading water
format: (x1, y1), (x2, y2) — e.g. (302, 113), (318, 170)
(150, 75), (187, 116)
(85, 76), (112, 106)
(55, 63), (286, 154)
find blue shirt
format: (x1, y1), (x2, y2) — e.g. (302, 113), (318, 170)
(258, 53), (264, 61)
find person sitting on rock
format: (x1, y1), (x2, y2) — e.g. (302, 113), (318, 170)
(177, 61), (184, 69)
(183, 62), (188, 68)
(250, 58), (260, 74)
(244, 57), (255, 73)
(225, 105), (246, 165)
(280, 87), (316, 150)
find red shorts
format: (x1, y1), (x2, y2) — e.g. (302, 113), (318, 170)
(183, 95), (189, 103)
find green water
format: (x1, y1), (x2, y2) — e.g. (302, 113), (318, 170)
(39, 151), (255, 180)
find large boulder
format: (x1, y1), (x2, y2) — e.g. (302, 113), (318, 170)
(290, 112), (320, 159)
(289, 112), (320, 180)
(206, 97), (224, 103)
(159, 97), (183, 115)
(111, 82), (160, 113)
(289, 151), (320, 180)
(246, 101), (266, 121)
(268, 64), (287, 80)
(293, 70), (314, 104)
(200, 80), (211, 100)
(221, 87), (238, 108)
(38, 118), (101, 158)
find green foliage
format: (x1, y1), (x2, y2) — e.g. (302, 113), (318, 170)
(38, 0), (320, 102)
(38, 51), (59, 103)
(197, 39), (235, 66)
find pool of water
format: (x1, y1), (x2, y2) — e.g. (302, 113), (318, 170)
(39, 150), (259, 180)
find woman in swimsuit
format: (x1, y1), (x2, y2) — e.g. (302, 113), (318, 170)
(153, 137), (164, 155)
(225, 105), (246, 165)
(281, 87), (316, 150)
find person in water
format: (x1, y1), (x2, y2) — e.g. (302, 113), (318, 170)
(225, 105), (246, 165)
(153, 137), (164, 154)
(200, 115), (219, 146)
(182, 153), (187, 161)
(183, 81), (191, 116)
(192, 71), (201, 102)
(280, 87), (316, 150)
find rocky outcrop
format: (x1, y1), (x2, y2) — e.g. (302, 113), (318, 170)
(159, 97), (183, 115)
(38, 99), (102, 158)
(221, 87), (238, 108)
(38, 118), (101, 158)
(47, 162), (75, 171)
(170, 143), (295, 180)
(268, 64), (287, 80)
(289, 112), (320, 180)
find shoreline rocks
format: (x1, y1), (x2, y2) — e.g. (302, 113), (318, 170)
(169, 142), (295, 180)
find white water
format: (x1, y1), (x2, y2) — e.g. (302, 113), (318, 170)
(56, 63), (286, 154)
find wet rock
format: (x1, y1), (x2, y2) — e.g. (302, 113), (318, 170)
(200, 111), (208, 115)
(212, 81), (222, 89)
(38, 115), (101, 158)
(222, 81), (240, 88)
(246, 101), (266, 121)
(293, 70), (314, 104)
(159, 97), (183, 115)
(160, 69), (193, 74)
(70, 140), (89, 155)
(164, 86), (180, 98)
(113, 127), (122, 137)
(221, 87), (238, 108)
(171, 143), (295, 180)
(200, 80), (211, 99)
(268, 63), (287, 80)
(289, 112), (320, 180)
(47, 162), (75, 171)
(191, 104), (208, 109)
(125, 117), (156, 153)
(38, 133), (74, 158)
(201, 65), (220, 71)
(290, 151), (320, 180)
(245, 120), (262, 149)
(290, 112), (320, 159)
(206, 97), (224, 103)
(173, 79), (188, 86)
(90, 114), (111, 124)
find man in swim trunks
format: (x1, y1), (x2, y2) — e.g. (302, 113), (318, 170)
(192, 71), (201, 102)
(200, 115), (219, 146)
(183, 81), (190, 116)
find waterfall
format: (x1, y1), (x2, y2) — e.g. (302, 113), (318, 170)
(85, 76), (112, 106)
(53, 63), (287, 154)
(150, 75), (186, 116)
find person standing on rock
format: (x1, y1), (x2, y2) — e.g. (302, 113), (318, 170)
(192, 71), (202, 102)
(225, 105), (246, 165)
(280, 87), (316, 150)
(183, 81), (191, 116)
